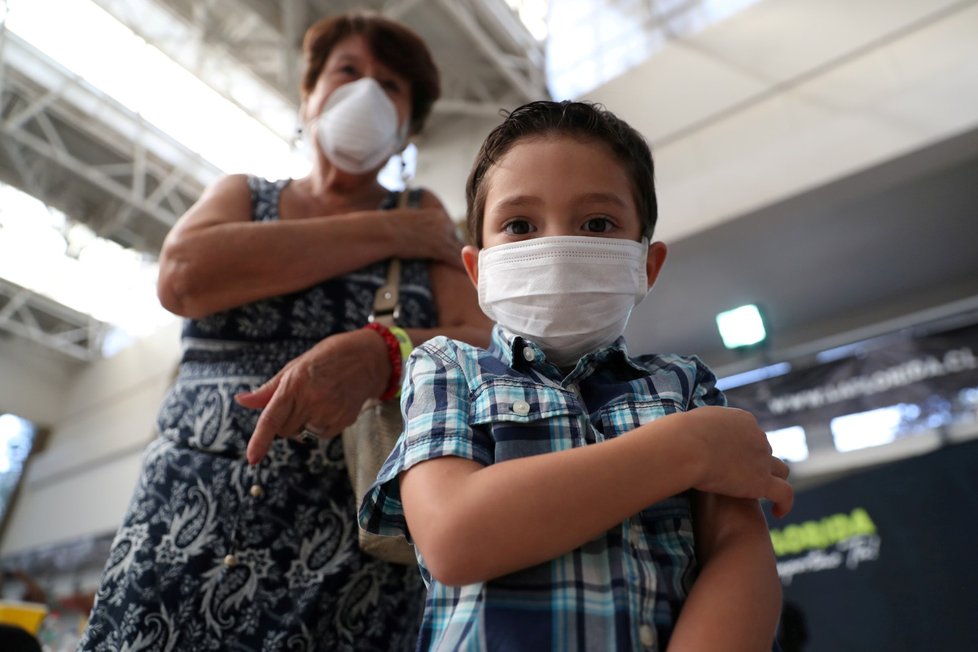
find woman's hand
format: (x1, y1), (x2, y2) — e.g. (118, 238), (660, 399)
(238, 327), (390, 464)
(387, 206), (465, 269)
(678, 406), (794, 517)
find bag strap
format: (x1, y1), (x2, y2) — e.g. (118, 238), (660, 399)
(370, 189), (416, 327)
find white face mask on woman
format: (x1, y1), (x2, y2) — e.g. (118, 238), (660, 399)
(477, 235), (650, 367)
(314, 77), (407, 174)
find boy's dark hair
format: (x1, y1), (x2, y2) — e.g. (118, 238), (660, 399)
(465, 100), (657, 247)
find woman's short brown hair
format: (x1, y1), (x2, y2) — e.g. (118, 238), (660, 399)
(301, 11), (441, 135)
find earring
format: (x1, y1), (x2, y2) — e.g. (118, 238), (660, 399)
(399, 152), (413, 188)
(292, 123), (306, 151)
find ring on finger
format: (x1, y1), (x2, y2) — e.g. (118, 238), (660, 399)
(298, 425), (323, 445)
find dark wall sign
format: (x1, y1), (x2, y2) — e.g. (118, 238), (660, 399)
(725, 322), (978, 438)
(765, 439), (978, 651)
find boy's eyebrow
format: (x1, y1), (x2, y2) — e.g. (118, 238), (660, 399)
(490, 195), (543, 211)
(331, 52), (364, 64)
(490, 192), (628, 211)
(575, 192), (629, 207)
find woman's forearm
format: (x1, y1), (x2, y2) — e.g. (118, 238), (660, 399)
(413, 260), (493, 348)
(159, 211), (399, 317)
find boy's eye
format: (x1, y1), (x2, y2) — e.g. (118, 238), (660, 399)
(338, 64), (359, 76)
(583, 217), (613, 233)
(380, 79), (402, 93)
(502, 219), (534, 236)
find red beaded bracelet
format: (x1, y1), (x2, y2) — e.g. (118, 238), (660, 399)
(364, 322), (402, 401)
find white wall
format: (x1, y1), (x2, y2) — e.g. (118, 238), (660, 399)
(414, 113), (505, 224)
(0, 320), (181, 555)
(0, 336), (74, 425)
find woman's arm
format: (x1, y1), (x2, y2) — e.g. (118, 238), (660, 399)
(399, 406), (791, 587)
(242, 189), (491, 463)
(158, 176), (463, 318)
(406, 261), (492, 349)
(407, 191), (493, 349)
(666, 494), (782, 651)
(241, 269), (491, 463)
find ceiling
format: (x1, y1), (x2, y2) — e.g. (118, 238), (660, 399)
(628, 123), (978, 375)
(592, 0), (978, 373)
(1, 0), (976, 378)
(0, 0), (545, 360)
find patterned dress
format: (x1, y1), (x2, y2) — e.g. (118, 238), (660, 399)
(80, 177), (433, 652)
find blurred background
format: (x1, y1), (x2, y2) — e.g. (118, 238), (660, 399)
(0, 0), (976, 649)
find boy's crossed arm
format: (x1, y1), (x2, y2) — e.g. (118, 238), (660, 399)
(399, 404), (790, 587)
(667, 493), (782, 651)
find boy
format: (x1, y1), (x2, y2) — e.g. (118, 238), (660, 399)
(360, 101), (792, 651)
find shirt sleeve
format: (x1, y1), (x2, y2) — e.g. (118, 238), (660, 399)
(689, 354), (728, 408)
(358, 337), (492, 539)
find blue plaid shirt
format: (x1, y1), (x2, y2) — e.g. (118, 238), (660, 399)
(360, 326), (727, 651)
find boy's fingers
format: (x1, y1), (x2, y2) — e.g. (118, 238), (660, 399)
(768, 478), (795, 518)
(771, 457), (790, 480)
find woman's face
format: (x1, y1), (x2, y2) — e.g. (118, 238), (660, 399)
(303, 33), (413, 131)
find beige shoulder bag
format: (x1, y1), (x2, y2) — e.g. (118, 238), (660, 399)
(341, 189), (417, 565)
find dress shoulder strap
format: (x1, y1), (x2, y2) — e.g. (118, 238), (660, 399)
(246, 176), (290, 222)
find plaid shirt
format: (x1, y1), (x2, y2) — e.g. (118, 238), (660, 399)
(360, 326), (727, 651)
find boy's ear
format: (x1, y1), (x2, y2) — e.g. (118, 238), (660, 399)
(461, 245), (480, 287)
(646, 241), (668, 290)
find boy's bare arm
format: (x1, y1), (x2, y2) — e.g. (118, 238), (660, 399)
(666, 494), (782, 652)
(399, 407), (791, 587)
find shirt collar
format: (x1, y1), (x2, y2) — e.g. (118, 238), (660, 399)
(488, 325), (647, 379)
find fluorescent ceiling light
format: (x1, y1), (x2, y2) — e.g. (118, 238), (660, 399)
(716, 304), (767, 349)
(716, 361), (791, 391)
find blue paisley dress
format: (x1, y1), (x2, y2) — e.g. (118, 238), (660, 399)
(80, 177), (432, 651)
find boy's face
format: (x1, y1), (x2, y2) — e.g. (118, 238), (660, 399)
(462, 135), (667, 287)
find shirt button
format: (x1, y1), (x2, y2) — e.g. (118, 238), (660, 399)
(511, 400), (531, 416)
(250, 484), (263, 498)
(223, 554), (238, 567)
(639, 624), (655, 648)
(522, 346), (536, 362)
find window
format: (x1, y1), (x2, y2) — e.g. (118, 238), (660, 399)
(0, 413), (38, 526)
(766, 425), (808, 462)
(830, 404), (922, 453)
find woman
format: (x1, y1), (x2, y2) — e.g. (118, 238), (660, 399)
(80, 12), (491, 651)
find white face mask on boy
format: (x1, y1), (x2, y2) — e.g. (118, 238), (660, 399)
(313, 77), (407, 174)
(477, 235), (650, 367)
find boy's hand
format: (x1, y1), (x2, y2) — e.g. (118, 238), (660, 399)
(683, 406), (793, 517)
